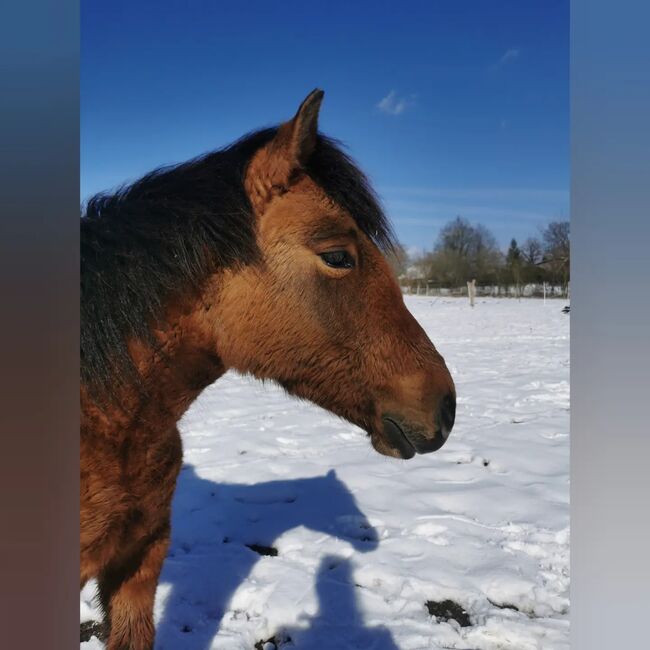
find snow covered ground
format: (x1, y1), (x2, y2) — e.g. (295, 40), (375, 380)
(81, 296), (570, 650)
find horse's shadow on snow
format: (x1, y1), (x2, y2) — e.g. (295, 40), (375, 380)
(155, 464), (396, 649)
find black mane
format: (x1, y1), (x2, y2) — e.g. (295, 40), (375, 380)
(81, 128), (394, 395)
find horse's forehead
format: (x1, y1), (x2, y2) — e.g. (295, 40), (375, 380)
(284, 175), (341, 215)
(259, 176), (355, 238)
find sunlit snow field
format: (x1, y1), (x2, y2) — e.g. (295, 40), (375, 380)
(81, 296), (570, 650)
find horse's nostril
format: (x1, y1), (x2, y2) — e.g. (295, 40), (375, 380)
(440, 393), (456, 438)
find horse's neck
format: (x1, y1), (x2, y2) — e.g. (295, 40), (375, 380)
(84, 305), (225, 439)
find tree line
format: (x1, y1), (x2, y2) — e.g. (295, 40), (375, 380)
(389, 216), (570, 291)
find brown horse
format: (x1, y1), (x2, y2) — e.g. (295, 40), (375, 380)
(81, 89), (455, 649)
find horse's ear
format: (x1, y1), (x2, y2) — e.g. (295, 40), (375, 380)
(245, 89), (324, 213)
(283, 88), (324, 167)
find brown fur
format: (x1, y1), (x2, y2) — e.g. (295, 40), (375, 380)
(81, 90), (455, 649)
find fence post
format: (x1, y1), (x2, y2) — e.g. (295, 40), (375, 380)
(467, 279), (476, 307)
(543, 282), (547, 305)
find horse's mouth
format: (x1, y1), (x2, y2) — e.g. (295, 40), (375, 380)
(378, 416), (448, 459)
(379, 417), (416, 459)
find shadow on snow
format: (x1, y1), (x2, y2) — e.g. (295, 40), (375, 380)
(273, 554), (399, 650)
(155, 464), (396, 649)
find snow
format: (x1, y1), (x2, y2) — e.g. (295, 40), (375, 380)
(81, 297), (570, 649)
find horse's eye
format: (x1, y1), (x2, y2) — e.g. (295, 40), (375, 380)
(319, 250), (355, 269)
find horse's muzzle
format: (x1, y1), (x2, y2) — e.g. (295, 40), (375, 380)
(381, 393), (455, 459)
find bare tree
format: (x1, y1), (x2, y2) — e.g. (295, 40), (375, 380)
(430, 216), (502, 286)
(521, 237), (543, 266)
(437, 216), (477, 256)
(542, 222), (570, 261)
(541, 221), (570, 289)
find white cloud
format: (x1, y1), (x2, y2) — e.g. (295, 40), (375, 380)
(406, 244), (426, 259)
(377, 90), (415, 116)
(499, 48), (520, 65)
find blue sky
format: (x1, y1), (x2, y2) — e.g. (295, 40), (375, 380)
(81, 0), (568, 252)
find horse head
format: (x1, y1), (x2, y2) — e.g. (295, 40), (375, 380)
(208, 90), (456, 458)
